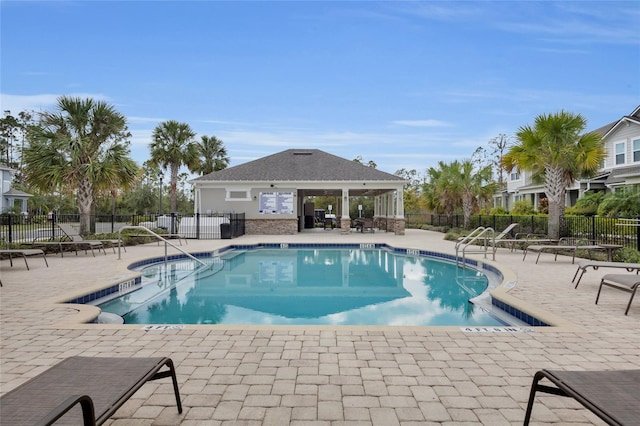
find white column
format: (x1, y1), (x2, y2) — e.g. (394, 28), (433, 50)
(396, 189), (404, 218)
(341, 189), (350, 217)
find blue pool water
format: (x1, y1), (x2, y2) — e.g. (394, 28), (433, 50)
(99, 247), (506, 326)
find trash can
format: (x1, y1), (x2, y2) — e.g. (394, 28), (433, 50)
(220, 223), (231, 239)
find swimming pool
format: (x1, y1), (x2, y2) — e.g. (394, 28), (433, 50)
(97, 244), (512, 326)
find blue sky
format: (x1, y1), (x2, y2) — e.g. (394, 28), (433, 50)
(1, 1), (639, 177)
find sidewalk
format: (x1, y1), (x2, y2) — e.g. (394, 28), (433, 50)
(1, 229), (638, 425)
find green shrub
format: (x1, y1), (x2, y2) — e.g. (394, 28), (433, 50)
(613, 247), (640, 263)
(597, 190), (640, 217)
(489, 206), (508, 215)
(511, 200), (536, 215)
(444, 228), (465, 241)
(537, 198), (548, 214)
(567, 191), (605, 216)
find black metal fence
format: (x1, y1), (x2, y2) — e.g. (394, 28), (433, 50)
(3, 211), (638, 251)
(0, 212), (245, 244)
(405, 213), (640, 251)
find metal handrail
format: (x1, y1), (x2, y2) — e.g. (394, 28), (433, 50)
(456, 226), (496, 266)
(117, 225), (206, 266)
(455, 226), (487, 250)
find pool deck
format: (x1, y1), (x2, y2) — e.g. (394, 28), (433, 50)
(1, 228), (638, 425)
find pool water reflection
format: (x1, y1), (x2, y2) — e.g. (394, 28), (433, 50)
(99, 248), (505, 326)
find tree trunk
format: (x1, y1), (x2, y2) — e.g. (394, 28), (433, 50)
(77, 178), (94, 236)
(170, 164), (178, 212)
(462, 193), (473, 229)
(544, 165), (567, 240)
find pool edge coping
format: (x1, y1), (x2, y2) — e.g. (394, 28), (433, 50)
(40, 242), (584, 333)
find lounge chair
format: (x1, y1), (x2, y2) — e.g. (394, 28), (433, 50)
(19, 226), (105, 257)
(523, 238), (605, 264)
(57, 223), (121, 254)
(0, 356), (182, 425)
(496, 223), (518, 238)
(495, 233), (558, 252)
(459, 223), (519, 250)
(572, 260), (640, 288)
(18, 240), (81, 258)
(596, 273), (640, 315)
(523, 369), (640, 425)
(0, 248), (49, 272)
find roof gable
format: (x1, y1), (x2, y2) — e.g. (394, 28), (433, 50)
(193, 149), (404, 182)
(598, 105), (640, 139)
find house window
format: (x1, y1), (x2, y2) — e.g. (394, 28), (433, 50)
(510, 170), (520, 181)
(615, 142), (625, 165)
(225, 190), (251, 201)
(633, 139), (640, 162)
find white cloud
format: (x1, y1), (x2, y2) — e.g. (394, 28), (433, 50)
(0, 92), (110, 114)
(128, 116), (167, 124)
(0, 93), (58, 113)
(392, 119), (452, 127)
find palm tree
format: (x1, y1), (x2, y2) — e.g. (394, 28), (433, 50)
(502, 111), (605, 239)
(190, 135), (229, 175)
(423, 161), (462, 225)
(96, 143), (140, 217)
(424, 160), (495, 229)
(23, 96), (138, 235)
(458, 160), (495, 229)
(149, 120), (197, 212)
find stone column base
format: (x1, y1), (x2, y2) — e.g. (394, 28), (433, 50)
(340, 217), (351, 235)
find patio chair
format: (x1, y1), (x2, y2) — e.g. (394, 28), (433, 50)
(0, 356), (182, 425)
(19, 240), (80, 258)
(57, 223), (119, 254)
(458, 223), (518, 249)
(494, 223), (518, 240)
(323, 216), (335, 230)
(572, 260), (640, 288)
(523, 238), (604, 264)
(495, 233), (558, 252)
(595, 273), (640, 315)
(0, 248), (49, 272)
(360, 217), (374, 233)
(523, 369), (640, 426)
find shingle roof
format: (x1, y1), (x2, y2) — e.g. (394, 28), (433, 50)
(593, 105), (640, 138)
(193, 149), (404, 182)
(605, 164), (640, 185)
(591, 120), (617, 136)
(3, 188), (32, 197)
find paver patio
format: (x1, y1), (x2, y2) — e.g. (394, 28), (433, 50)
(1, 229), (638, 425)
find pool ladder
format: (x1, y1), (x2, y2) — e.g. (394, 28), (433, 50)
(455, 226), (496, 267)
(118, 225), (206, 266)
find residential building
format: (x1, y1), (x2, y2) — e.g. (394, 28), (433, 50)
(1, 164), (31, 214)
(191, 149), (407, 235)
(495, 105), (640, 211)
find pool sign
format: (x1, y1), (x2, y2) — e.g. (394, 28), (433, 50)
(142, 325), (185, 331)
(259, 192), (294, 214)
(461, 327), (534, 333)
